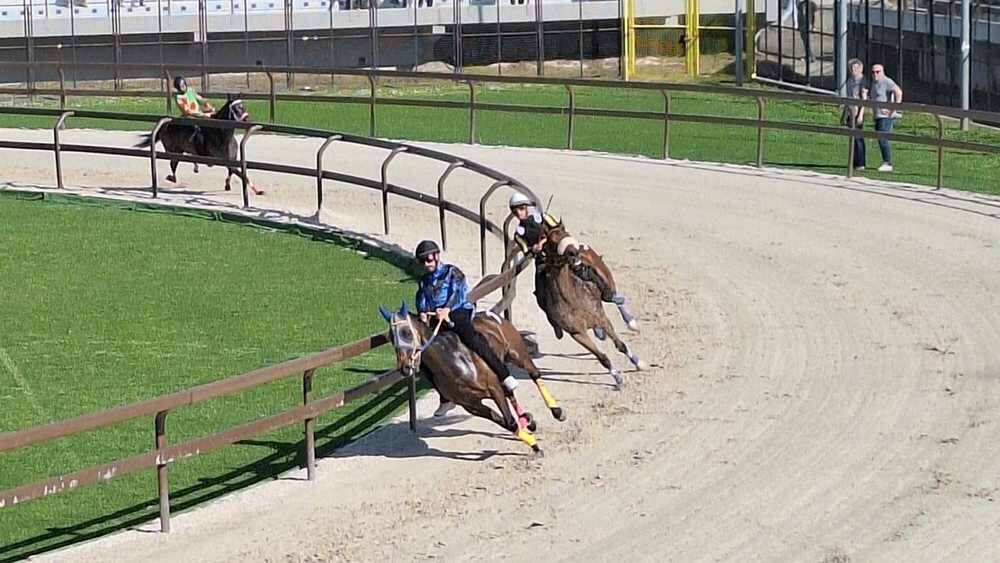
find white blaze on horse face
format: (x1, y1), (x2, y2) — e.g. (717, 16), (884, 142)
(390, 313), (421, 375)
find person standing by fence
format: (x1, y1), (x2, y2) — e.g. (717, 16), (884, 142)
(842, 58), (868, 171)
(870, 64), (903, 173)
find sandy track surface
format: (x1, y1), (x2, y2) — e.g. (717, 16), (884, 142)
(5, 128), (1000, 562)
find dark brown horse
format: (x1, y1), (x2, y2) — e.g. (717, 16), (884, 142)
(379, 302), (551, 455)
(536, 221), (644, 389)
(135, 98), (262, 195)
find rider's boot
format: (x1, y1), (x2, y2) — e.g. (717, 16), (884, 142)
(571, 260), (621, 304)
(434, 398), (457, 417)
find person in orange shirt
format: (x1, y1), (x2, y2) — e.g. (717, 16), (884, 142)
(173, 75), (215, 165)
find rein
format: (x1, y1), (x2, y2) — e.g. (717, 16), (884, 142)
(418, 318), (444, 354)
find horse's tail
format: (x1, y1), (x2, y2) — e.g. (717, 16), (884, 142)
(134, 133), (154, 148)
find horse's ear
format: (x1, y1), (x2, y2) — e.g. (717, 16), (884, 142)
(378, 305), (393, 322)
(400, 301), (409, 317)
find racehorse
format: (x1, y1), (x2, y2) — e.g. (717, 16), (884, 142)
(535, 220), (644, 389)
(379, 302), (553, 455)
(135, 97), (262, 195)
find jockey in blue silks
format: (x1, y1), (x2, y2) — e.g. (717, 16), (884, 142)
(413, 240), (517, 417)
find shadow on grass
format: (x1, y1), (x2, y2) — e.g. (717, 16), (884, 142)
(0, 382), (415, 563)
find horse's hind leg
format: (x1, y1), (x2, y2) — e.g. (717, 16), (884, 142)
(504, 333), (565, 422)
(569, 330), (623, 390)
(603, 321), (645, 371)
(490, 383), (541, 455)
(463, 398), (541, 455)
(612, 293), (639, 333)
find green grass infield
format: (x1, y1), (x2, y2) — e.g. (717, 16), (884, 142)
(0, 191), (421, 562)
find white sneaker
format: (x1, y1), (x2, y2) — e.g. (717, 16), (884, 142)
(855, 166), (865, 171)
(433, 401), (456, 417)
(878, 163), (893, 172)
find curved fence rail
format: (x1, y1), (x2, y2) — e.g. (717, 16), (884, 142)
(3, 61), (1000, 188)
(0, 105), (539, 533)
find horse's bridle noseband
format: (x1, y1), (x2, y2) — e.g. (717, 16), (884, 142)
(226, 100), (249, 122)
(389, 314), (443, 373)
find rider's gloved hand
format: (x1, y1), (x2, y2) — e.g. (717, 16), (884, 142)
(435, 308), (451, 325)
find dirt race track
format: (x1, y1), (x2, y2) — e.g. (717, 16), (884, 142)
(4, 127), (999, 562)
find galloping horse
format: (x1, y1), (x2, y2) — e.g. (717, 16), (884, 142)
(379, 302), (554, 455)
(535, 220), (644, 389)
(135, 97), (262, 195)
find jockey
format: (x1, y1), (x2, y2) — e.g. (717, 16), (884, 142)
(507, 192), (624, 306)
(173, 75), (214, 118)
(414, 240), (518, 417)
(173, 75), (215, 157)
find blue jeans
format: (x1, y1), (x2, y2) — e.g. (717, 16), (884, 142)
(875, 117), (894, 165)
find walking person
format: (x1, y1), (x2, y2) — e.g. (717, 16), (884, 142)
(870, 64), (903, 172)
(842, 58), (868, 170)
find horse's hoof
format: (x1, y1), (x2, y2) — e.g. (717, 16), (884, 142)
(523, 412), (537, 433)
(635, 360), (647, 371)
(165, 175), (176, 183)
(593, 327), (606, 341)
(610, 370), (624, 389)
(627, 319), (640, 333)
(224, 184), (231, 192)
(551, 406), (566, 422)
(532, 445), (544, 457)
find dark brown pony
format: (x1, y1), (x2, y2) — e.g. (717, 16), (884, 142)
(135, 98), (262, 195)
(379, 302), (554, 455)
(536, 221), (644, 389)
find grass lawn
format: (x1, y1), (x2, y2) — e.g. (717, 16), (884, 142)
(3, 80), (998, 195)
(0, 193), (417, 562)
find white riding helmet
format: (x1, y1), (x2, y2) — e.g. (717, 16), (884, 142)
(508, 192), (533, 210)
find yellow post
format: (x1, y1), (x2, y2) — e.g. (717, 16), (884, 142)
(621, 0), (636, 80)
(685, 0), (700, 78)
(745, 0), (756, 82)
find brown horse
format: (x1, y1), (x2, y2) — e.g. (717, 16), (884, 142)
(379, 302), (554, 455)
(536, 221), (644, 389)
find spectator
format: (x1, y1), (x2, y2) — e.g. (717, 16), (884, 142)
(842, 58), (868, 171)
(870, 64), (903, 173)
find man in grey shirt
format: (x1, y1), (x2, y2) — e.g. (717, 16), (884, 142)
(870, 64), (903, 172)
(842, 58), (868, 170)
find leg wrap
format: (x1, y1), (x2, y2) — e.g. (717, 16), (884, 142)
(516, 428), (538, 448)
(537, 381), (558, 409)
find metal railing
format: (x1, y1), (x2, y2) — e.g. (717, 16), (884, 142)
(4, 61), (1000, 188)
(0, 102), (539, 532)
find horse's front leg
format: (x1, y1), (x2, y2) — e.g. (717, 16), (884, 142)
(603, 322), (645, 371)
(569, 330), (622, 390)
(230, 166), (263, 196)
(166, 159), (179, 184)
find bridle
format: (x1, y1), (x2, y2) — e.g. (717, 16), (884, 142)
(389, 313), (444, 373)
(224, 99), (249, 122)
